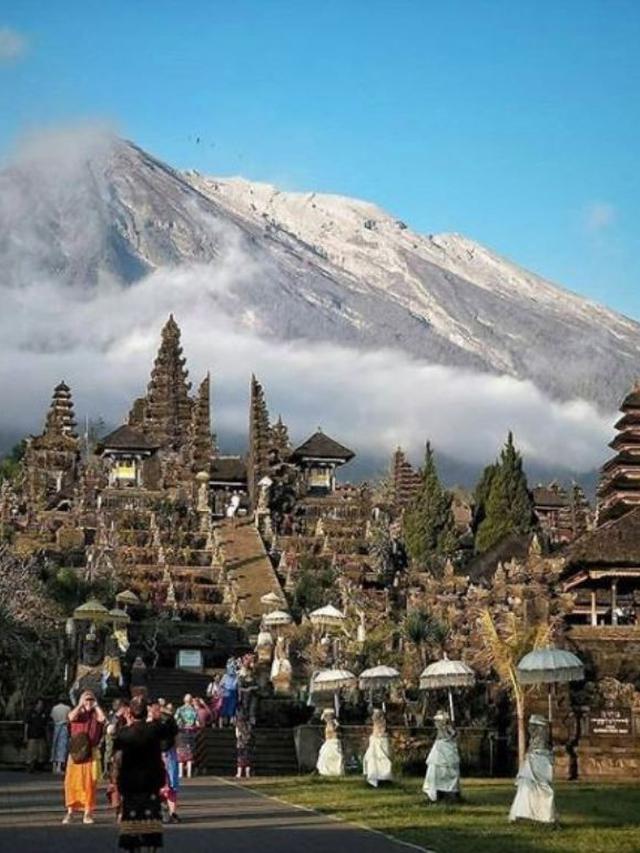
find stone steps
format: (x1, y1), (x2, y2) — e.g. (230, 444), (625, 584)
(195, 727), (299, 776)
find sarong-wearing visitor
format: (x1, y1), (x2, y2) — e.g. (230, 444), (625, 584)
(63, 691), (105, 824)
(220, 658), (239, 723)
(115, 697), (169, 852)
(423, 710), (461, 802)
(174, 695), (199, 778)
(24, 699), (49, 772)
(149, 699), (181, 824)
(509, 714), (556, 824)
(316, 709), (344, 777)
(50, 699), (71, 773)
(362, 709), (393, 787)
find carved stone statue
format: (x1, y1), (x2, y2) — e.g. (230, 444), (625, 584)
(255, 629), (274, 664)
(316, 708), (344, 777)
(423, 709), (461, 802)
(363, 708), (393, 787)
(509, 714), (555, 823)
(270, 635), (292, 695)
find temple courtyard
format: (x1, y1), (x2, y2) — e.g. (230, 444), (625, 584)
(0, 773), (638, 853)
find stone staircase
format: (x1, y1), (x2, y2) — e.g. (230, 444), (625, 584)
(216, 519), (284, 623)
(195, 727), (299, 776)
(146, 667), (212, 706)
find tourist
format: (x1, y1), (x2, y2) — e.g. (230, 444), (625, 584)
(235, 715), (254, 779)
(63, 690), (106, 824)
(174, 693), (199, 778)
(194, 696), (212, 728)
(104, 699), (130, 781)
(149, 699), (181, 824)
(50, 695), (72, 774)
(220, 658), (239, 726)
(24, 698), (48, 773)
(206, 674), (223, 726)
(114, 696), (168, 851)
(509, 714), (555, 824)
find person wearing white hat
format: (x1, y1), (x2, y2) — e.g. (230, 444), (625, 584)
(423, 709), (461, 803)
(509, 714), (556, 824)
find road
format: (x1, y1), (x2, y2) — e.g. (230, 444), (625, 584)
(0, 772), (427, 852)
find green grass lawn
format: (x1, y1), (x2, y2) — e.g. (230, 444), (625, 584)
(247, 776), (640, 853)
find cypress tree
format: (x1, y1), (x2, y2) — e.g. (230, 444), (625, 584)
(402, 442), (457, 569)
(475, 432), (534, 553)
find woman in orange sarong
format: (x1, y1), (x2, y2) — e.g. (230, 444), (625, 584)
(63, 691), (105, 825)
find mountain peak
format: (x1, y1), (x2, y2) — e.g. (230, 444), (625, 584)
(1, 133), (639, 412)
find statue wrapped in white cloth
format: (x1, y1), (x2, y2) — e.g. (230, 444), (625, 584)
(316, 709), (344, 776)
(363, 708), (393, 787)
(509, 714), (556, 824)
(423, 709), (461, 802)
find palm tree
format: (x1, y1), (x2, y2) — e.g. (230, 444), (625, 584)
(476, 609), (550, 766)
(403, 610), (448, 667)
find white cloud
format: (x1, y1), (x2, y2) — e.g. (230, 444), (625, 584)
(0, 259), (613, 475)
(584, 201), (616, 234)
(0, 27), (27, 62)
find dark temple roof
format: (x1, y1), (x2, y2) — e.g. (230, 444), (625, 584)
(210, 456), (247, 483)
(564, 507), (640, 569)
(291, 431), (355, 463)
(97, 425), (156, 452)
(533, 486), (568, 508)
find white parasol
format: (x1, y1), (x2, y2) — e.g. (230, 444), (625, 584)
(359, 665), (401, 690)
(309, 604), (346, 630)
(260, 591), (285, 610)
(262, 609), (292, 628)
(516, 646), (584, 721)
(419, 655), (475, 722)
(312, 668), (357, 692)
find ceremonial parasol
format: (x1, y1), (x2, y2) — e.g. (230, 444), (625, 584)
(309, 604), (346, 630)
(260, 591), (285, 610)
(312, 668), (357, 692)
(116, 589), (140, 608)
(516, 646), (584, 721)
(359, 664), (401, 713)
(262, 609), (292, 628)
(419, 655), (475, 722)
(72, 599), (110, 623)
(312, 667), (357, 714)
(109, 607), (131, 625)
(359, 665), (401, 690)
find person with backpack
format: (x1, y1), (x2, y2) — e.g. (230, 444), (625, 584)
(62, 690), (106, 825)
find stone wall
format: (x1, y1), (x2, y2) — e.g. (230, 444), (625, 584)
(294, 724), (508, 776)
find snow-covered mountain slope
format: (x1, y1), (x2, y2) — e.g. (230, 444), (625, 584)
(1, 133), (638, 411)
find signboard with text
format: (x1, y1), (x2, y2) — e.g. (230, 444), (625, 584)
(589, 709), (631, 737)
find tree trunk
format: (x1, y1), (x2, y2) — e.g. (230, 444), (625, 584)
(515, 690), (526, 767)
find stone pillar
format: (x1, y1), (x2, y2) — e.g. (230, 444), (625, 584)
(591, 590), (597, 626)
(611, 579), (618, 625)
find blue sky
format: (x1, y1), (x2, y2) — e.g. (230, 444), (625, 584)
(1, 0), (639, 316)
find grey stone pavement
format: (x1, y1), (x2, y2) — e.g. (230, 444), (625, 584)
(0, 771), (426, 852)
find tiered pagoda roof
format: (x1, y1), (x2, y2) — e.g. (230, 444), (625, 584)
(44, 381), (78, 439)
(130, 315), (193, 451)
(391, 447), (422, 509)
(597, 382), (640, 525)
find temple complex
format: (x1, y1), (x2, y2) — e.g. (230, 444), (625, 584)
(3, 315), (640, 781)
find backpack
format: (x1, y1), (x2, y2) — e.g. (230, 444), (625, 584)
(69, 731), (92, 763)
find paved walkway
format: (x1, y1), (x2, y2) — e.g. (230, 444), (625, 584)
(0, 772), (425, 852)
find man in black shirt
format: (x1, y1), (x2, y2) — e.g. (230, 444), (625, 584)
(24, 698), (48, 772)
